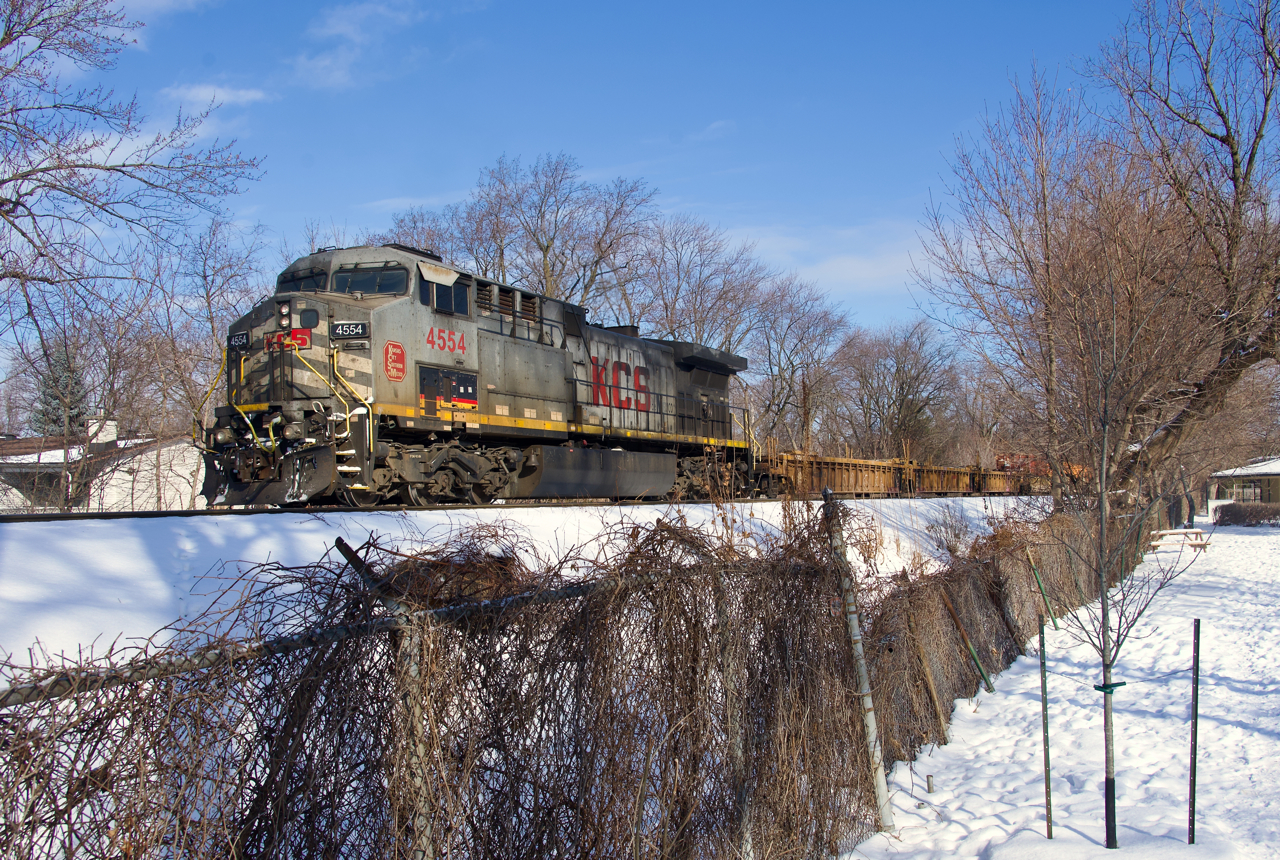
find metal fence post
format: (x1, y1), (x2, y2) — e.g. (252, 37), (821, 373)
(336, 538), (434, 860)
(1189, 617), (1200, 845)
(1040, 615), (1053, 839)
(822, 489), (895, 833)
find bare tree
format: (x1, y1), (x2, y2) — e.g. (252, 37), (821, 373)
(920, 21), (1272, 841)
(376, 154), (656, 309)
(949, 364), (1008, 468)
(0, 0), (260, 337)
(630, 214), (771, 352)
(1085, 0), (1280, 491)
(744, 274), (848, 451)
(828, 320), (957, 461)
(918, 70), (1092, 503)
(131, 217), (265, 509)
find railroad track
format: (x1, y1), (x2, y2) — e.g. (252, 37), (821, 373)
(0, 491), (1013, 525)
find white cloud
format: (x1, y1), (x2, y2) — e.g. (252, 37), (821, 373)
(687, 120), (736, 143)
(119, 0), (212, 16)
(723, 219), (924, 314)
(118, 0), (217, 48)
(159, 84), (271, 106)
(358, 192), (469, 211)
(291, 1), (487, 89)
(305, 0), (425, 44)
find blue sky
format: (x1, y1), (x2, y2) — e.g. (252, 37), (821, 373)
(115, 0), (1128, 324)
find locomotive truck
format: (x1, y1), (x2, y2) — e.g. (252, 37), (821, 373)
(200, 243), (754, 506)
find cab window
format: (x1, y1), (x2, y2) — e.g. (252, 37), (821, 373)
(332, 267), (408, 294)
(421, 278), (469, 316)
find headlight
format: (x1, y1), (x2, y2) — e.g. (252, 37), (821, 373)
(213, 428), (235, 445)
(282, 422), (304, 441)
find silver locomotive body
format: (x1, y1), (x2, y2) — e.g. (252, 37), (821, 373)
(201, 244), (752, 506)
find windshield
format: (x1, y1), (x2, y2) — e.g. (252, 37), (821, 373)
(276, 267), (327, 293)
(332, 267), (408, 295)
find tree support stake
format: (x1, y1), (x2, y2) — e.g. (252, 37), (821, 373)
(1189, 618), (1200, 844)
(906, 595), (950, 745)
(1027, 547), (1058, 630)
(939, 587), (995, 693)
(1040, 615), (1053, 839)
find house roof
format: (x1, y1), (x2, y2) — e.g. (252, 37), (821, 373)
(1211, 457), (1280, 479)
(0, 434), (153, 465)
(0, 435), (86, 463)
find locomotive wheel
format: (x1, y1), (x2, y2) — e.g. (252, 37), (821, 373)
(403, 483), (438, 507)
(340, 488), (383, 508)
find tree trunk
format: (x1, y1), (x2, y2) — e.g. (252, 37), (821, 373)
(1100, 422), (1118, 849)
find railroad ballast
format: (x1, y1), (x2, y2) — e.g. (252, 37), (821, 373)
(199, 244), (1028, 506)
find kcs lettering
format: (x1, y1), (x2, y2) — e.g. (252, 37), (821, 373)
(590, 357), (650, 412)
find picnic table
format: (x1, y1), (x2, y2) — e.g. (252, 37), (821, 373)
(1149, 528), (1210, 552)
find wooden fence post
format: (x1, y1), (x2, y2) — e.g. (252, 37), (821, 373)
(905, 591), (950, 745)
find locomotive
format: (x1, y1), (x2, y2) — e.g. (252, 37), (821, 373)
(200, 244), (755, 506)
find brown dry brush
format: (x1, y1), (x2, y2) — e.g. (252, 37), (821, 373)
(0, 504), (1111, 859)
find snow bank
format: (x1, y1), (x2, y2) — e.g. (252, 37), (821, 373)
(854, 524), (1279, 860)
(0, 496), (1022, 662)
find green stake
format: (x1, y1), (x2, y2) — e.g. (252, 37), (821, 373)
(1027, 547), (1058, 630)
(1040, 615), (1053, 839)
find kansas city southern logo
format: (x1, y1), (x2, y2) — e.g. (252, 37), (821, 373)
(383, 340), (407, 382)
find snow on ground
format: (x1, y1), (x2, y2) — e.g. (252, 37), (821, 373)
(853, 525), (1280, 860)
(5, 498), (1276, 856)
(0, 496), (1014, 662)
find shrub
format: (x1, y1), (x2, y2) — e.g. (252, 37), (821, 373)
(1214, 502), (1280, 526)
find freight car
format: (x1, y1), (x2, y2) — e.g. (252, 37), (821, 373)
(198, 243), (1031, 507)
(755, 451), (1029, 497)
(200, 244), (754, 506)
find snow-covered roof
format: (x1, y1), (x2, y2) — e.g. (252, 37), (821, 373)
(1210, 456), (1280, 479)
(0, 435), (152, 465)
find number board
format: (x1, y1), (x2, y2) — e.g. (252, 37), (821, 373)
(331, 321), (370, 339)
(228, 331), (250, 350)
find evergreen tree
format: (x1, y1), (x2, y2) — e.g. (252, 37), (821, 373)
(30, 349), (88, 438)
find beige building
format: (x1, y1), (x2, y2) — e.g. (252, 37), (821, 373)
(1209, 457), (1280, 503)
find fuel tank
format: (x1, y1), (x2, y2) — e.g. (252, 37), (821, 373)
(511, 445), (676, 499)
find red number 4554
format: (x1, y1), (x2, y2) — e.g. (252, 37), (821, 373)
(426, 328), (465, 354)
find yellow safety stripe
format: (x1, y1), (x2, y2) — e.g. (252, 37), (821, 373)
(373, 403), (417, 418)
(233, 397), (745, 449)
(236, 403), (270, 412)
(417, 410), (746, 448)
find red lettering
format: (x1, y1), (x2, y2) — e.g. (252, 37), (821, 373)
(635, 366), (650, 412)
(612, 362), (632, 409)
(591, 357), (610, 405)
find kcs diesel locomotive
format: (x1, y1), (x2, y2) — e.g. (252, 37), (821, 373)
(200, 244), (755, 506)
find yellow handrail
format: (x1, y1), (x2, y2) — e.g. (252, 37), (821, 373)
(281, 341), (353, 443)
(191, 349), (228, 449)
(329, 348), (375, 455)
(233, 401), (269, 451)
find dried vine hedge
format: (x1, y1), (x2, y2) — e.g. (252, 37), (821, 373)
(0, 501), (1110, 859)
